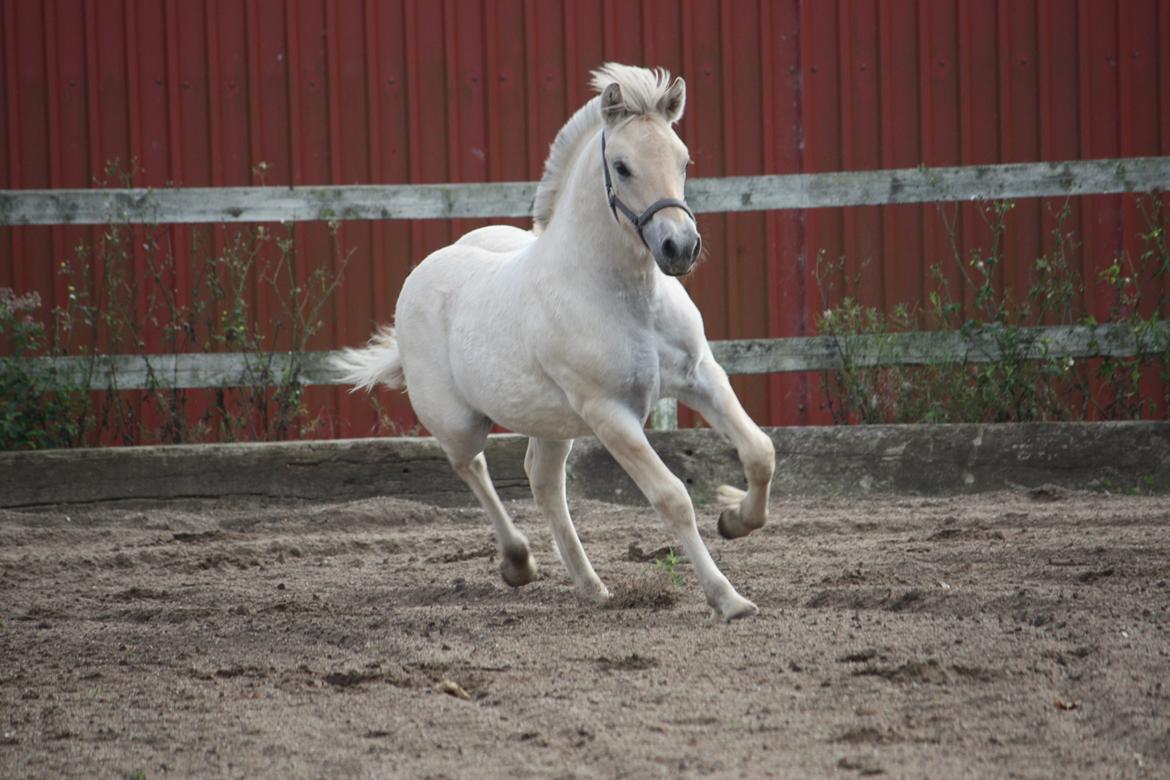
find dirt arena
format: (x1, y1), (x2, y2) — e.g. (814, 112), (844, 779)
(2, 487), (1167, 778)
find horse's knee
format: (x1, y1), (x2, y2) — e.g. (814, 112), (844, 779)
(648, 476), (694, 529)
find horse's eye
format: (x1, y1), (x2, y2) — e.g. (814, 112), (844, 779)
(614, 161), (632, 178)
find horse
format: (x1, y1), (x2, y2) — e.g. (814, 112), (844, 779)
(334, 63), (774, 621)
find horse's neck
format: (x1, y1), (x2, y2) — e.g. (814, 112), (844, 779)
(534, 144), (659, 293)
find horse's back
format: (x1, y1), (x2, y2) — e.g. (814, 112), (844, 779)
(455, 225), (536, 254)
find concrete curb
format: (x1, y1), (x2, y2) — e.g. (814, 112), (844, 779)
(2, 422), (1167, 509)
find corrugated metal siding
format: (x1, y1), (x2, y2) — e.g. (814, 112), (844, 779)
(2, 0), (1168, 437)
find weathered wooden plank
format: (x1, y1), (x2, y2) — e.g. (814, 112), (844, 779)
(2, 423), (1168, 507)
(686, 156), (1170, 214)
(11, 351), (350, 391)
(710, 321), (1170, 374)
(0, 182), (539, 225)
(6, 322), (1165, 391)
(2, 157), (1167, 225)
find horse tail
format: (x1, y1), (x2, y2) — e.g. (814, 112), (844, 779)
(332, 326), (406, 392)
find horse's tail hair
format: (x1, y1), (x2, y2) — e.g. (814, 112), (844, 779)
(332, 326), (406, 393)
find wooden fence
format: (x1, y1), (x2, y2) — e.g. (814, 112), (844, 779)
(3, 156), (1169, 430)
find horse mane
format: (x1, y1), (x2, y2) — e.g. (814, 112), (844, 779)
(532, 64), (679, 234)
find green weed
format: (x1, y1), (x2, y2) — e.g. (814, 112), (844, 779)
(654, 548), (686, 588)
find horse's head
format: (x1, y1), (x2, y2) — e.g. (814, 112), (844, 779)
(597, 70), (700, 277)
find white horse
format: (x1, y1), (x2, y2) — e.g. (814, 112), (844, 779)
(334, 63), (774, 621)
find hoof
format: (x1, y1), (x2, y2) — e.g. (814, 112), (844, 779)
(718, 594), (759, 622)
(577, 583), (612, 605)
(715, 485), (763, 540)
(717, 506), (754, 540)
(500, 550), (538, 587)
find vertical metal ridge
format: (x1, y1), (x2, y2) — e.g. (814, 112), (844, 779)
(205, 0), (223, 186)
(363, 0), (386, 322)
(1037, 0), (1054, 161)
(4, 0), (25, 290)
(124, 0), (141, 183)
(43, 1), (61, 187)
(326, 0), (343, 184)
(442, 0), (461, 242)
(5, 0), (24, 187)
(719, 0), (737, 342)
(245, 0), (262, 183)
(324, 0), (346, 362)
(641, 0), (654, 63)
(484, 0), (500, 182)
(1, 1), (11, 287)
(1, 1), (16, 187)
(1162, 0), (1170, 158)
(43, 0), (65, 312)
(522, 0), (539, 177)
(561, 0), (578, 113)
(81, 0), (102, 319)
(1075, 0), (1092, 156)
(284, 0), (302, 186)
(122, 0), (149, 342)
(403, 0), (424, 268)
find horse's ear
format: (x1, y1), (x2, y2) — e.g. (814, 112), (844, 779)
(600, 82), (629, 126)
(659, 77), (686, 123)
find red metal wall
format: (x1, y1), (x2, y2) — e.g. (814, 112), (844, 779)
(3, 0), (1168, 435)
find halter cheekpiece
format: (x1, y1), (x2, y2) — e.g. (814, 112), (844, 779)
(601, 131), (694, 250)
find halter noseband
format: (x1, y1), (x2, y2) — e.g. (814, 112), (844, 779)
(601, 131), (694, 250)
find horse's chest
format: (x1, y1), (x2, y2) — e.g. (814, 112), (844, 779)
(607, 341), (661, 416)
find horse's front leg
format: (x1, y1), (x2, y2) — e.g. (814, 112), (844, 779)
(579, 399), (758, 621)
(672, 355), (775, 539)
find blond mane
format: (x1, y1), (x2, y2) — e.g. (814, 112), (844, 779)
(532, 64), (681, 234)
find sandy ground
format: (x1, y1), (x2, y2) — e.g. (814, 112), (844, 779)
(1, 487), (1168, 779)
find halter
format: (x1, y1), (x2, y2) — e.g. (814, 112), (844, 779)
(601, 131), (694, 251)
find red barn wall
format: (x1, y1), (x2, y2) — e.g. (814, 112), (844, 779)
(2, 0), (1168, 435)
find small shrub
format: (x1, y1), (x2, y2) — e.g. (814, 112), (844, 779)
(2, 163), (354, 449)
(816, 196), (1169, 424)
(0, 289), (87, 449)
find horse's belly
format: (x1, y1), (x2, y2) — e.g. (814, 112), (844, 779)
(454, 356), (593, 440)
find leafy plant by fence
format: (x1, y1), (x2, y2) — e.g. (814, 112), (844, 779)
(1, 216), (350, 449)
(815, 198), (1170, 424)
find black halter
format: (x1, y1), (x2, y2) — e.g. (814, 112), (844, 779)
(601, 131), (694, 250)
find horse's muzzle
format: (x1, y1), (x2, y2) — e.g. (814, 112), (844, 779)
(654, 231), (701, 277)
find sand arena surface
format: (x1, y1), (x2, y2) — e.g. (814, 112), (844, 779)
(2, 489), (1168, 778)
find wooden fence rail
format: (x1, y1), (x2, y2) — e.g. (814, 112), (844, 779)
(1, 156), (1167, 225)
(8, 321), (1167, 430)
(10, 322), (1168, 391)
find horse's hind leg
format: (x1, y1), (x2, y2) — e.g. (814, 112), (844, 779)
(524, 438), (609, 603)
(433, 419), (538, 587)
(675, 357), (774, 539)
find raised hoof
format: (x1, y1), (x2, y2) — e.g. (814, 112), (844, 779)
(717, 506), (754, 540)
(500, 551), (538, 588)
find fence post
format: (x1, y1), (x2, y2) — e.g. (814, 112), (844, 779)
(651, 397), (679, 431)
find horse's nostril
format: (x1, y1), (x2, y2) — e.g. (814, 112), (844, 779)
(662, 238), (678, 260)
(691, 236), (702, 262)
